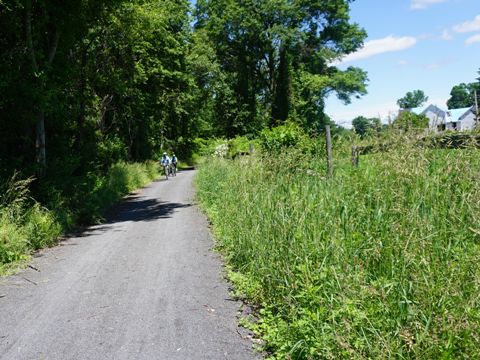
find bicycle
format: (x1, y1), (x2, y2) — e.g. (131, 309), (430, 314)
(162, 164), (169, 180)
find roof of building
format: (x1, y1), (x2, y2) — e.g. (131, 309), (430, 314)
(446, 107), (472, 121)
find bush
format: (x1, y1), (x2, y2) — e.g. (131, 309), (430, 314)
(0, 216), (28, 264)
(393, 111), (429, 131)
(23, 204), (61, 250)
(0, 173), (60, 267)
(260, 121), (314, 153)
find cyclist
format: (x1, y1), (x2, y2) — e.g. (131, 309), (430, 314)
(171, 153), (178, 175)
(160, 152), (170, 178)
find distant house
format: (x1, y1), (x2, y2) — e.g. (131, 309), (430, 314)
(420, 104), (448, 131)
(457, 106), (477, 130)
(445, 107), (477, 131)
(399, 104), (478, 132)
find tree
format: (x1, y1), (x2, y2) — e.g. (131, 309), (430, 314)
(0, 0), (122, 175)
(397, 90), (428, 109)
(0, 0), (198, 179)
(194, 0), (368, 136)
(446, 83), (480, 109)
(352, 116), (381, 136)
(393, 111), (429, 131)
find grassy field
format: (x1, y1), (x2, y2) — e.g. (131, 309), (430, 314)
(0, 161), (159, 274)
(196, 135), (480, 359)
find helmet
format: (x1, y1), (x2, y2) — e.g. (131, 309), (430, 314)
(163, 152), (167, 155)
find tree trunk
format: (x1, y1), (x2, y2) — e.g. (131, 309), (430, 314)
(272, 45), (290, 125)
(35, 110), (46, 175)
(25, 0), (60, 175)
(75, 47), (88, 153)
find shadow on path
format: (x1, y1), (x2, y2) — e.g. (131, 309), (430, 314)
(107, 197), (192, 223)
(75, 196), (192, 238)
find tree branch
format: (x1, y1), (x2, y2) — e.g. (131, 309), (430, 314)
(25, 0), (38, 72)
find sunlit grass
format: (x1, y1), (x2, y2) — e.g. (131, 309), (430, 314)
(196, 135), (480, 359)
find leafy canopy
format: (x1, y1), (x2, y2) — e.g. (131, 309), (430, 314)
(397, 90), (428, 109)
(352, 116), (381, 136)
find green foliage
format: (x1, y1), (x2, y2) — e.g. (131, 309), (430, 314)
(446, 82), (480, 109)
(0, 174), (60, 268)
(393, 111), (429, 131)
(197, 138), (480, 358)
(0, 217), (27, 265)
(352, 116), (381, 136)
(260, 122), (314, 153)
(0, 0), (196, 178)
(76, 161), (159, 224)
(194, 0), (368, 136)
(193, 138), (228, 157)
(397, 90), (429, 109)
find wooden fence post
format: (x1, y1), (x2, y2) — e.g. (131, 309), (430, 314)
(475, 90), (479, 127)
(325, 125), (333, 178)
(351, 145), (359, 167)
(249, 143), (254, 155)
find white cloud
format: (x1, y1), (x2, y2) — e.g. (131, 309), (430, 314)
(441, 29), (453, 40)
(336, 36), (417, 64)
(397, 60), (408, 66)
(411, 0), (447, 10)
(453, 15), (480, 33)
(465, 34), (480, 45)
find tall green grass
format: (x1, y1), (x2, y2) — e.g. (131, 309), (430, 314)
(196, 135), (480, 359)
(0, 161), (159, 273)
(0, 174), (61, 271)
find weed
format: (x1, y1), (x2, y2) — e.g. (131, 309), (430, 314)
(196, 135), (480, 358)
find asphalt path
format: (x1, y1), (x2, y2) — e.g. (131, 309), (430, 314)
(0, 170), (256, 360)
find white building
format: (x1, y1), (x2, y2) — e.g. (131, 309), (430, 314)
(457, 107), (477, 130)
(406, 104), (478, 132)
(445, 106), (477, 131)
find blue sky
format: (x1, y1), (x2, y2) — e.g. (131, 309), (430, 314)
(325, 0), (480, 127)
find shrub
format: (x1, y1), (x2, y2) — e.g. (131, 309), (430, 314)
(0, 173), (60, 267)
(393, 111), (429, 131)
(0, 216), (28, 264)
(260, 121), (314, 153)
(23, 204), (61, 250)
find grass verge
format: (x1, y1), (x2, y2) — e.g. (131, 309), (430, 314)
(196, 136), (480, 359)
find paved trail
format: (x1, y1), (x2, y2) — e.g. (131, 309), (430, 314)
(0, 170), (256, 360)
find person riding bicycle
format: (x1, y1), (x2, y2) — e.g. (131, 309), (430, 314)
(171, 153), (178, 168)
(160, 152), (170, 167)
(160, 152), (171, 178)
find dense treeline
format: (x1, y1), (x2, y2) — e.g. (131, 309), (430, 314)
(1, 0), (367, 181)
(1, 0), (194, 177)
